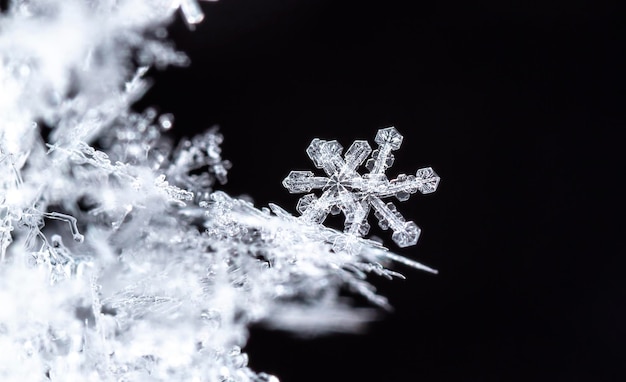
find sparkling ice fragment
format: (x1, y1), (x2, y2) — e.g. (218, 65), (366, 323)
(179, 0), (205, 24)
(283, 126), (440, 248)
(175, 0), (218, 26)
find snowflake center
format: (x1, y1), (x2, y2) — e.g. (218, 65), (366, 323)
(323, 173), (352, 192)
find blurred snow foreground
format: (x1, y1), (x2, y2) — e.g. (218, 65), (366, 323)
(0, 1), (440, 381)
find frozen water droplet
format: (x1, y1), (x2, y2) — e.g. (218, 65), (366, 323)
(158, 113), (174, 130)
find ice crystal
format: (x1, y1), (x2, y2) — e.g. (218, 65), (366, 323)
(283, 127), (440, 248)
(0, 1), (439, 381)
(174, 0), (218, 26)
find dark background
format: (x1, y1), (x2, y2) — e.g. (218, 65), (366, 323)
(137, 1), (625, 381)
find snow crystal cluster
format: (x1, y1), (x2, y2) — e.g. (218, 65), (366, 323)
(0, 1), (439, 381)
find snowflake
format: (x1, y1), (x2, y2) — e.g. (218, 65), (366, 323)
(282, 126), (440, 248)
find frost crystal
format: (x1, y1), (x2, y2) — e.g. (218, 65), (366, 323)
(283, 127), (440, 248)
(174, 0), (218, 26)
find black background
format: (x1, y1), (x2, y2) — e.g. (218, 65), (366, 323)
(137, 1), (625, 381)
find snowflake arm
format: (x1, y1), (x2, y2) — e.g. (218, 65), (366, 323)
(365, 127), (403, 175)
(283, 126), (440, 249)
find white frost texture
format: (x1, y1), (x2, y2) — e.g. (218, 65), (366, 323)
(0, 1), (440, 381)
